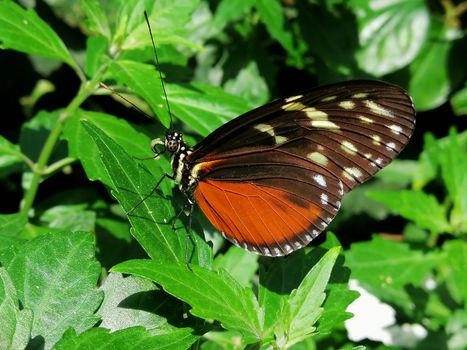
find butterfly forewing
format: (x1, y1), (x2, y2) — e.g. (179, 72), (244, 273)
(186, 80), (416, 256)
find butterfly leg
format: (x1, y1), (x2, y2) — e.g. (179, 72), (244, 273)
(126, 172), (174, 215)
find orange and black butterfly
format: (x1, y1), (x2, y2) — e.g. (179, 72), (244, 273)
(150, 80), (416, 257)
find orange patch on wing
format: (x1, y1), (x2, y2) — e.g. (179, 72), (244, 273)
(194, 179), (323, 254)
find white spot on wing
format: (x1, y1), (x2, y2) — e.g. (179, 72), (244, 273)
(282, 101), (306, 111)
(311, 120), (339, 129)
(285, 95), (303, 102)
(339, 100), (356, 110)
(320, 193), (329, 205)
(284, 244), (292, 253)
(359, 116), (374, 124)
(352, 93), (368, 98)
(372, 135), (382, 145)
(312, 230), (319, 237)
(313, 174), (327, 187)
(364, 100), (393, 117)
(341, 141), (358, 155)
(254, 123), (288, 145)
(308, 152), (328, 166)
(386, 142), (396, 151)
(344, 167), (363, 180)
(321, 95), (337, 102)
(304, 107), (328, 119)
(389, 124), (403, 134)
(304, 234), (312, 242)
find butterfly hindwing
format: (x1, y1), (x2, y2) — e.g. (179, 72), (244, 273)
(187, 80), (416, 255)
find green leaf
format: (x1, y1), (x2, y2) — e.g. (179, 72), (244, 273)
(84, 36), (109, 77)
(0, 135), (24, 178)
(20, 110), (66, 163)
(0, 268), (32, 350)
(117, 0), (202, 51)
(54, 326), (198, 350)
(213, 0), (255, 29)
(274, 247), (340, 348)
(451, 85), (467, 116)
(1, 231), (102, 350)
(352, 0), (429, 76)
(437, 129), (467, 234)
(442, 240), (467, 304)
(166, 82), (251, 136)
(259, 234), (356, 338)
(346, 235), (440, 288)
(224, 61), (270, 107)
(62, 109), (168, 189)
(213, 246), (259, 287)
(108, 60), (170, 127)
(81, 0), (111, 39)
(0, 1), (74, 67)
(112, 260), (264, 343)
(81, 121), (212, 267)
(408, 19), (467, 111)
(97, 272), (186, 333)
(39, 205), (96, 231)
(0, 213), (27, 250)
(367, 190), (451, 234)
(255, 0), (297, 59)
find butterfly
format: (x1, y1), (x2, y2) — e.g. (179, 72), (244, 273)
(149, 80), (416, 257)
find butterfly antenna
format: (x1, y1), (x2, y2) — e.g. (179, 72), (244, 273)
(144, 11), (174, 132)
(98, 82), (153, 120)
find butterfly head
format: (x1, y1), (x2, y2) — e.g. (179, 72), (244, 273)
(165, 131), (184, 153)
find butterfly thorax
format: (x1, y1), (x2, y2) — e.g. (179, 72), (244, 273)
(164, 132), (197, 195)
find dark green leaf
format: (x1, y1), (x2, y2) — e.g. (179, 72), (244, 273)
(0, 136), (23, 178)
(367, 190), (451, 234)
(112, 259), (264, 343)
(352, 0), (429, 76)
(2, 231), (102, 350)
(81, 121), (212, 267)
(213, 246), (259, 287)
(346, 236), (440, 288)
(255, 0), (297, 59)
(62, 109), (168, 189)
(213, 0), (255, 29)
(39, 205), (96, 231)
(0, 1), (74, 67)
(54, 326), (198, 350)
(0, 268), (32, 350)
(451, 85), (467, 116)
(0, 213), (27, 251)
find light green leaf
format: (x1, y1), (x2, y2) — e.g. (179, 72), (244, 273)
(97, 273), (187, 333)
(353, 0), (429, 76)
(213, 0), (255, 29)
(367, 190), (451, 234)
(112, 260), (264, 343)
(408, 19), (466, 111)
(0, 213), (27, 250)
(39, 205), (96, 231)
(0, 1), (74, 67)
(275, 247), (340, 348)
(54, 326), (198, 350)
(2, 231), (102, 350)
(443, 240), (467, 304)
(451, 85), (467, 116)
(81, 0), (111, 39)
(213, 246), (259, 287)
(81, 121), (212, 267)
(224, 61), (270, 107)
(0, 268), (32, 350)
(108, 60), (170, 127)
(167, 82), (250, 136)
(438, 129), (467, 234)
(346, 236), (440, 288)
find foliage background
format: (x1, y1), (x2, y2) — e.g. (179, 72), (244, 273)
(0, 0), (466, 349)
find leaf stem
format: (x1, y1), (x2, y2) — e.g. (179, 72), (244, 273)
(44, 157), (77, 176)
(20, 67), (108, 215)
